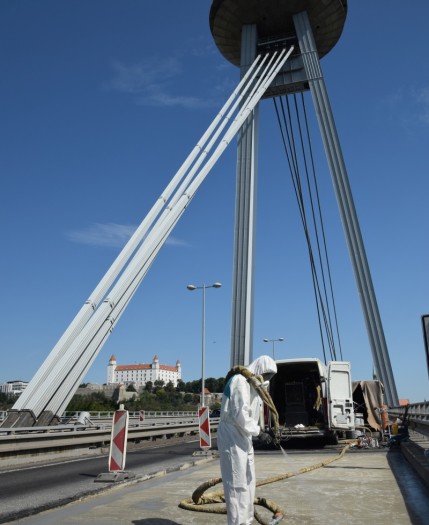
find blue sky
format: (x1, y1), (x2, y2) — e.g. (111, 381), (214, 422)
(1, 1), (428, 403)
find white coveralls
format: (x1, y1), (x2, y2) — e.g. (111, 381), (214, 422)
(217, 355), (277, 525)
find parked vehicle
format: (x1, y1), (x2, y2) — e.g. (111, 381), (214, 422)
(352, 379), (386, 434)
(266, 358), (355, 446)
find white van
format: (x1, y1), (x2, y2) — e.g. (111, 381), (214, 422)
(266, 358), (355, 446)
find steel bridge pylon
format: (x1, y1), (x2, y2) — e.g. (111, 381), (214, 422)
(210, 1), (399, 406)
(3, 2), (399, 428)
(3, 36), (295, 427)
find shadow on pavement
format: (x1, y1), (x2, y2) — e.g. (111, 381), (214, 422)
(387, 448), (429, 525)
(132, 520), (181, 525)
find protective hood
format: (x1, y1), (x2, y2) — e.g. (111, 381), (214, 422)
(247, 355), (277, 377)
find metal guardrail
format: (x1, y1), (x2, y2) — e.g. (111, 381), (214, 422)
(388, 402), (429, 438)
(0, 418), (218, 457)
(62, 410), (198, 420)
(0, 415), (200, 434)
(0, 410), (198, 423)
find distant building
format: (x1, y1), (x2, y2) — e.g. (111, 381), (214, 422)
(0, 380), (28, 396)
(107, 355), (181, 388)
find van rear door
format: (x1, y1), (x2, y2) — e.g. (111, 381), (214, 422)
(327, 361), (354, 430)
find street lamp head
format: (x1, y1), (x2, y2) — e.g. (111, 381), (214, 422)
(263, 337), (284, 360)
(187, 283), (221, 290)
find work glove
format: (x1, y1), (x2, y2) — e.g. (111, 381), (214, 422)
(258, 431), (272, 444)
(267, 427), (281, 446)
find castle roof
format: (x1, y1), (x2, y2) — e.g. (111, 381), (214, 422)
(115, 363), (179, 372)
(116, 364), (150, 371)
(160, 365), (179, 372)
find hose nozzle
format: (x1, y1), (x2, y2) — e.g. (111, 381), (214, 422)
(270, 512), (284, 524)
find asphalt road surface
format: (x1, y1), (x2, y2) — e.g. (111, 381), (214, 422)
(0, 438), (203, 523)
(3, 444), (429, 525)
(2, 439), (429, 524)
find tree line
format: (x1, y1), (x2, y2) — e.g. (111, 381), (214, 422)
(0, 377), (227, 413)
(66, 376), (227, 413)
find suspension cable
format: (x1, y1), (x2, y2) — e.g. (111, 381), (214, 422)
(290, 93), (338, 361)
(274, 96), (334, 361)
(273, 97), (329, 364)
(300, 93), (343, 360)
(273, 92), (343, 362)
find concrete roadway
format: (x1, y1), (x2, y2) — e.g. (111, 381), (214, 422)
(4, 443), (429, 525)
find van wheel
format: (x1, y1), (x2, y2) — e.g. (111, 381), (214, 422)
(325, 431), (339, 445)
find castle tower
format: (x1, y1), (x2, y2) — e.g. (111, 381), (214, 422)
(152, 355), (160, 381)
(107, 355), (117, 384)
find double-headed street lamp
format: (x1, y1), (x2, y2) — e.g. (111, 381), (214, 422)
(187, 282), (222, 407)
(263, 337), (284, 360)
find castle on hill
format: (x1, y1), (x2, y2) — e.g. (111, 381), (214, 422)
(107, 355), (181, 388)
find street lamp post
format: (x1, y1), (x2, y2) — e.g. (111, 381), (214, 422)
(263, 337), (284, 360)
(187, 282), (221, 407)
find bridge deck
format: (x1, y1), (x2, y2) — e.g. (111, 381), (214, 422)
(9, 443), (429, 525)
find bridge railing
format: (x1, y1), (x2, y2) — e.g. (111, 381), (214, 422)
(388, 402), (429, 438)
(0, 410), (199, 424)
(0, 417), (219, 461)
(61, 410), (198, 422)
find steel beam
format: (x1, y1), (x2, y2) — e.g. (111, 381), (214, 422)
(230, 25), (259, 367)
(293, 11), (398, 406)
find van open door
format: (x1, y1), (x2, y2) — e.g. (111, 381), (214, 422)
(327, 361), (354, 430)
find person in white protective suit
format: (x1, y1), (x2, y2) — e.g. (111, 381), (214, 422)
(217, 355), (277, 525)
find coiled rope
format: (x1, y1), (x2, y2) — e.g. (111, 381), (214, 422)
(225, 365), (281, 444)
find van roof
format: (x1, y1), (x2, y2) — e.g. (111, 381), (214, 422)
(275, 357), (323, 364)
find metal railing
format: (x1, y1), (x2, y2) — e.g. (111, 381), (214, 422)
(0, 417), (218, 458)
(61, 410), (197, 421)
(0, 410), (198, 424)
(388, 402), (429, 438)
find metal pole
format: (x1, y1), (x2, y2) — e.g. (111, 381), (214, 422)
(202, 285), (206, 407)
(263, 338), (284, 360)
(187, 282), (222, 408)
(230, 24), (259, 369)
